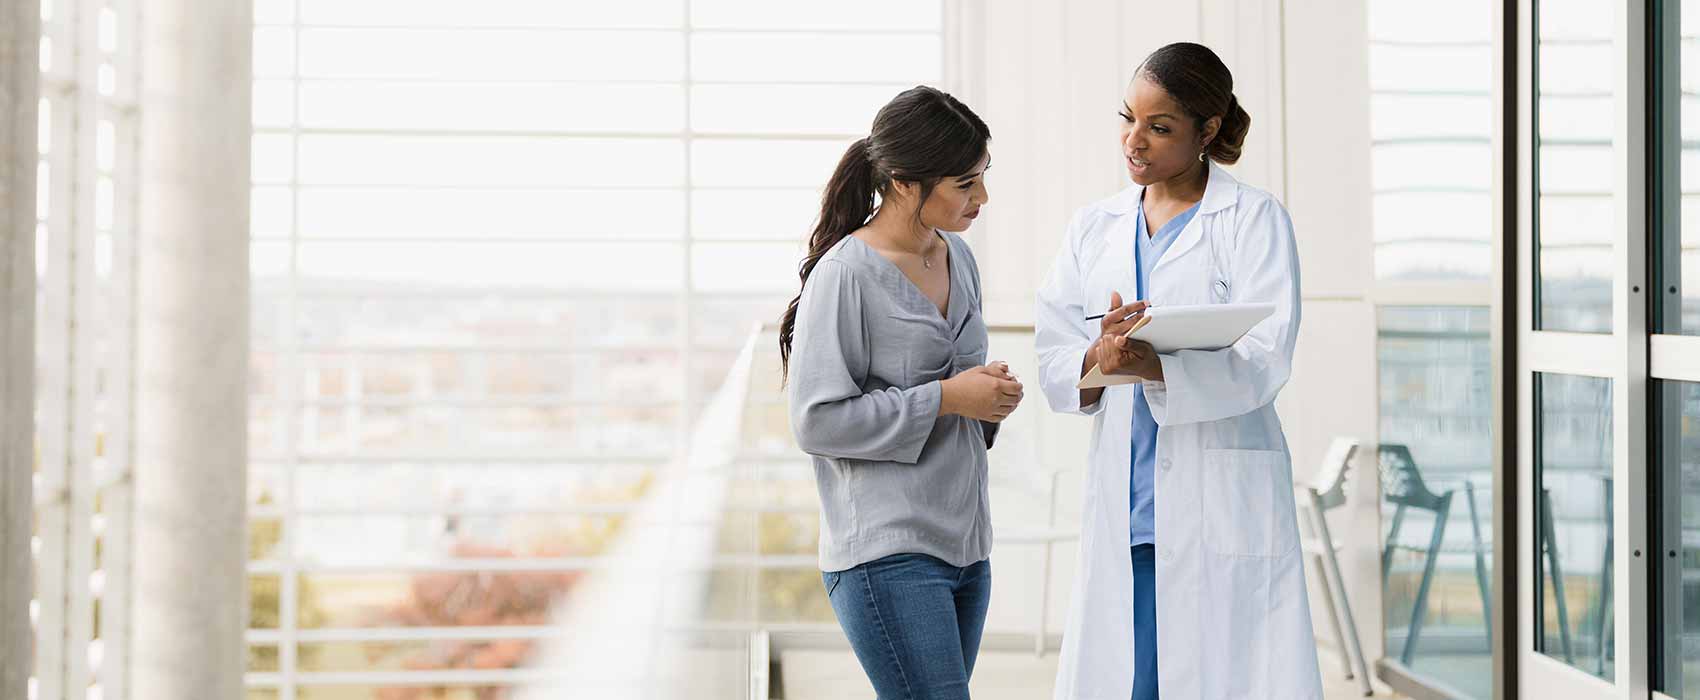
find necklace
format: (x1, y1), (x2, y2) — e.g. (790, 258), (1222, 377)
(920, 235), (940, 269)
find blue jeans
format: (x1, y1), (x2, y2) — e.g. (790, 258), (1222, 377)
(822, 553), (992, 700)
(1132, 544), (1158, 700)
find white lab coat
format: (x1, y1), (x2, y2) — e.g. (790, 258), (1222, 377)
(1035, 162), (1322, 700)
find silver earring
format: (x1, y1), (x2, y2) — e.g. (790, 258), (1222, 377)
(1198, 151), (1207, 163)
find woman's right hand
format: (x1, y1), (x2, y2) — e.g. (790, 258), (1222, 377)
(941, 363), (1024, 422)
(1099, 291), (1150, 339)
(1079, 292), (1149, 407)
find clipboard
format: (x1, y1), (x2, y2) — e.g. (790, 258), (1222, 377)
(1075, 303), (1276, 389)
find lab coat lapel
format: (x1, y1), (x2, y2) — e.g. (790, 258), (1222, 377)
(1090, 186), (1142, 308)
(1153, 161), (1239, 275)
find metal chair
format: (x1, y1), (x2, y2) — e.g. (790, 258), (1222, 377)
(1297, 437), (1372, 696)
(1378, 443), (1491, 666)
(1538, 474), (1614, 671)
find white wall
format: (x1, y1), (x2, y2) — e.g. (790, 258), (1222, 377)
(951, 0), (1387, 668)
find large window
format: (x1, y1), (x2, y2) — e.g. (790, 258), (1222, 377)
(1369, 1), (1497, 697)
(1655, 2), (1700, 697)
(1375, 307), (1494, 698)
(1532, 372), (1615, 681)
(1656, 379), (1700, 698)
(32, 0), (143, 698)
(1518, 1), (1627, 695)
(1519, 0), (1700, 696)
(1369, 0), (1494, 282)
(245, 2), (944, 697)
(1534, 0), (1615, 333)
(1657, 0), (1700, 338)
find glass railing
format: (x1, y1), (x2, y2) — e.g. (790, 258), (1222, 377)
(1377, 306), (1495, 699)
(249, 322), (1446, 698)
(505, 324), (1081, 698)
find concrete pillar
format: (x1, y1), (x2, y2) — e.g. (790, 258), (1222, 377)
(132, 0), (252, 697)
(0, 1), (41, 698)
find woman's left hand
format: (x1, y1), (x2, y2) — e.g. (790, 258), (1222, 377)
(1094, 333), (1164, 381)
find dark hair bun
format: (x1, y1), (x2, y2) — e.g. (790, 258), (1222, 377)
(1137, 42), (1251, 165)
(1208, 94), (1251, 165)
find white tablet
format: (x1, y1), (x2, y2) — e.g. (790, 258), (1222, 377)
(1124, 302), (1276, 354)
(1075, 303), (1276, 389)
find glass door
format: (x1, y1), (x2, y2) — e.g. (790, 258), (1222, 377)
(1516, 0), (1649, 697)
(1650, 2), (1700, 699)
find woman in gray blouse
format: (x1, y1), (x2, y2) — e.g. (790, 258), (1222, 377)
(781, 86), (1022, 700)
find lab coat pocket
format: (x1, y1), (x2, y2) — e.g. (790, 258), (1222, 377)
(1200, 448), (1293, 558)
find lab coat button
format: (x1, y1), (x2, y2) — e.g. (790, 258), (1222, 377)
(1160, 459), (1172, 471)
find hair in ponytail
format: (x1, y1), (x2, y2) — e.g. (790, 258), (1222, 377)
(779, 86), (990, 381)
(1135, 42), (1251, 165)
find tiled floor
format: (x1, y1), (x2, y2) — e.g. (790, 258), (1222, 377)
(778, 649), (1405, 699)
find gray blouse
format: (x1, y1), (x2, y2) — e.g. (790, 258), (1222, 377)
(787, 231), (997, 572)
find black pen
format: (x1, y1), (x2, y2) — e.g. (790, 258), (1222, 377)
(1084, 307), (1151, 322)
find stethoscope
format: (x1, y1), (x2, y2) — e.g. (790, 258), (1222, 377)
(1132, 206), (1233, 303)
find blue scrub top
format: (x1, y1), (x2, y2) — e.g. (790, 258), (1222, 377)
(1129, 196), (1199, 546)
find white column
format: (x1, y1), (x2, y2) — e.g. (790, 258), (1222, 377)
(0, 1), (40, 697)
(131, 0), (252, 697)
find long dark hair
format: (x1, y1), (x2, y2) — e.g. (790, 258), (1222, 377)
(778, 86), (991, 380)
(1137, 42), (1250, 164)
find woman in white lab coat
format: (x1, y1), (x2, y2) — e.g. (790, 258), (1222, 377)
(1034, 42), (1321, 699)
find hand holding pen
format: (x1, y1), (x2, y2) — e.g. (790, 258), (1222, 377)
(1089, 291), (1149, 338)
(1088, 292), (1162, 381)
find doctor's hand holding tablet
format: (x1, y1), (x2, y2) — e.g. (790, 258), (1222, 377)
(1087, 291), (1161, 382)
(1081, 291), (1279, 393)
